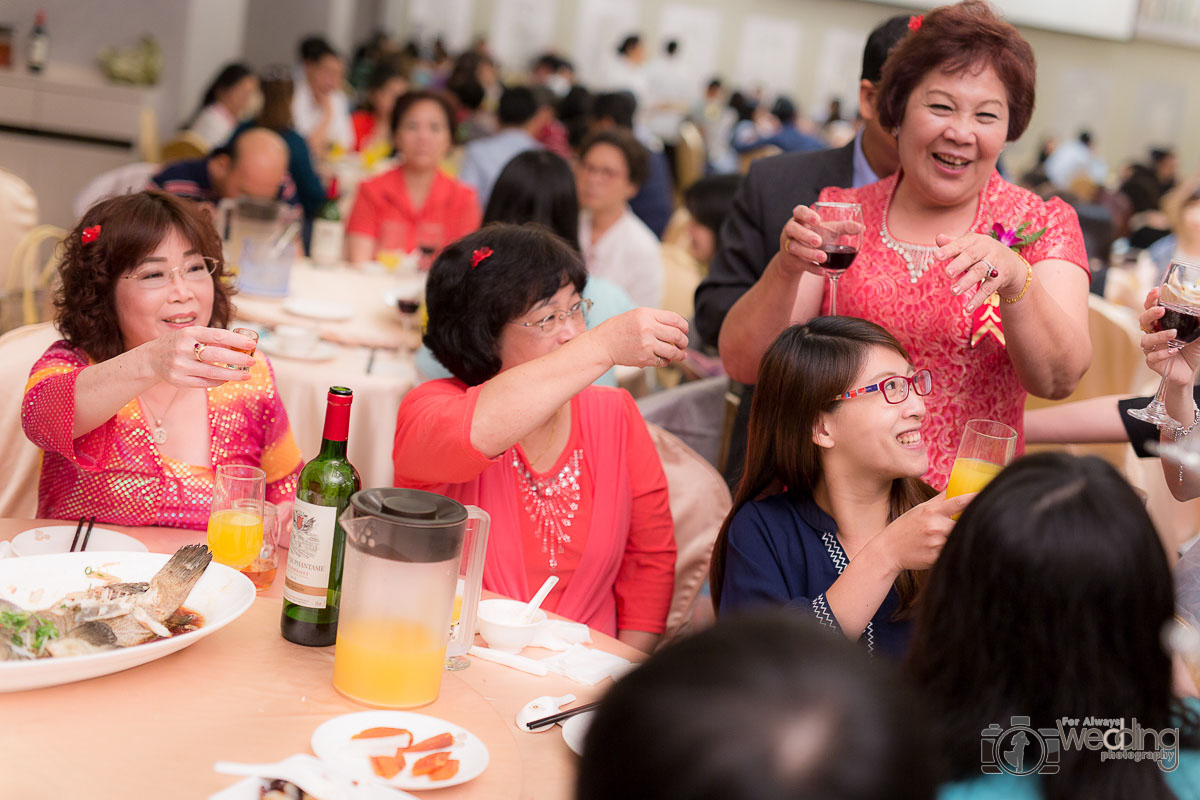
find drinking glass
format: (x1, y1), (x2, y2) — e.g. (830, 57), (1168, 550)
(206, 464), (265, 569)
(1127, 259), (1200, 428)
(945, 419), (1017, 505)
(811, 201), (863, 316)
(240, 500), (279, 592)
(230, 327), (259, 371)
(415, 221), (444, 271)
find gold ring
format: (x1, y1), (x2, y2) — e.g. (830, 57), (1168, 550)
(194, 342), (207, 362)
(784, 238), (792, 256)
(655, 356), (663, 368)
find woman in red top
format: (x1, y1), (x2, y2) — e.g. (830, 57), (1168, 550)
(350, 63), (408, 152)
(393, 224), (689, 651)
(346, 90), (481, 262)
(720, 1), (1091, 489)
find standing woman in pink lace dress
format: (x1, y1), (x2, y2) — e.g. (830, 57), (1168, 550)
(719, 1), (1091, 489)
(22, 191), (302, 529)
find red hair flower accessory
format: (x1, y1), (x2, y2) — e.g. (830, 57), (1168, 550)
(471, 247), (494, 269)
(908, 14), (923, 31)
(81, 225), (101, 246)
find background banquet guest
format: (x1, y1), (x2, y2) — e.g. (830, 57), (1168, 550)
(602, 34), (650, 114)
(1140, 178), (1200, 281)
(183, 63), (259, 150)
(694, 14), (910, 486)
(21, 191), (301, 529)
(448, 76), (496, 144)
(351, 62), (408, 152)
(229, 72), (324, 222)
(415, 149), (635, 387)
(712, 318), (969, 659)
(393, 225), (687, 650)
(1043, 129), (1107, 194)
(906, 452), (1200, 799)
(589, 91), (674, 238)
(345, 90), (480, 262)
(683, 173), (743, 268)
(1121, 146), (1177, 216)
(291, 36), (354, 157)
(458, 85), (546, 207)
(731, 97), (825, 155)
(718, 1), (1091, 489)
(531, 85), (572, 160)
(576, 129), (663, 309)
(149, 127), (295, 209)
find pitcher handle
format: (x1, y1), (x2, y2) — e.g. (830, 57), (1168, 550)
(447, 506), (490, 658)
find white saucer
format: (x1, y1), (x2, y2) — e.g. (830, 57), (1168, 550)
(11, 525), (148, 557)
(257, 337), (339, 361)
(283, 297), (354, 321)
(561, 711), (595, 756)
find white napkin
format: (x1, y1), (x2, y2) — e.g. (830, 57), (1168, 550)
(468, 644), (549, 676)
(0, 541), (12, 559)
(528, 619), (592, 651)
(538, 644), (633, 686)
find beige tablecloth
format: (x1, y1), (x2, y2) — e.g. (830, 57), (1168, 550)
(0, 519), (640, 799)
(233, 261), (424, 488)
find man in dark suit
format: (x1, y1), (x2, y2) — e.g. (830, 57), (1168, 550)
(694, 14), (912, 487)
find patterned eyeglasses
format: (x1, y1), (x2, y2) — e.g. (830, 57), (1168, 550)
(836, 369), (933, 404)
(514, 298), (593, 336)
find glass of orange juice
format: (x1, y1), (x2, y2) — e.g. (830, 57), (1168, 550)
(945, 419), (1017, 511)
(206, 464), (265, 569)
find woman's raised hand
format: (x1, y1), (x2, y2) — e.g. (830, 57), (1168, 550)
(144, 326), (257, 389)
(1140, 286), (1200, 385)
(591, 308), (689, 369)
(878, 491), (974, 572)
(778, 205), (844, 278)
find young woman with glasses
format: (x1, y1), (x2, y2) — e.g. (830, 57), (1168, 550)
(22, 191), (302, 529)
(710, 316), (972, 659)
(393, 223), (689, 651)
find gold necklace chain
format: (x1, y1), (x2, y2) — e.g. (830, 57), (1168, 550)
(529, 407), (562, 467)
(141, 388), (182, 445)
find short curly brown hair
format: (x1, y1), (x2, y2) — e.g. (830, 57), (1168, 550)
(877, 0), (1036, 143)
(55, 191), (234, 363)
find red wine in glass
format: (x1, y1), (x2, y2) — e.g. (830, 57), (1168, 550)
(1155, 302), (1200, 345)
(821, 244), (858, 275)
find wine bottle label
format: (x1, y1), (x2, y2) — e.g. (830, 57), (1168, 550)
(310, 219), (344, 267)
(28, 36), (48, 67)
(283, 499), (339, 608)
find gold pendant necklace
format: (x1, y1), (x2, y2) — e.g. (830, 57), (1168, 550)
(141, 388), (181, 445)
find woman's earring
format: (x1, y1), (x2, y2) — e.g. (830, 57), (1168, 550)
(891, 126), (900, 138)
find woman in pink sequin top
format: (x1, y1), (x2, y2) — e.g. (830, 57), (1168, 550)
(393, 225), (688, 650)
(718, 1), (1092, 490)
(22, 191), (302, 529)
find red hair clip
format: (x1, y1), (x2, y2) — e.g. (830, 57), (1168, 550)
(81, 225), (101, 246)
(471, 247), (494, 269)
(908, 14), (923, 31)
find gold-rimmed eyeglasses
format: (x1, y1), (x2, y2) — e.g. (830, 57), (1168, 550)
(120, 257), (220, 290)
(513, 298), (593, 336)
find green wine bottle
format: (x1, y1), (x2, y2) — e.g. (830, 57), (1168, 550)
(281, 386), (361, 646)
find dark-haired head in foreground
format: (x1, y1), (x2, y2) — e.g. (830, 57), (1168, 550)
(578, 611), (936, 800)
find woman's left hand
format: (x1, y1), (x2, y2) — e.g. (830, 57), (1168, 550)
(936, 233), (1027, 313)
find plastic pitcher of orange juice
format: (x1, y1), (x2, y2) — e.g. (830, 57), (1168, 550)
(333, 489), (489, 708)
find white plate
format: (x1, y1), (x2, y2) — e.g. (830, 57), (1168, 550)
(257, 337), (340, 361)
(0, 551), (255, 692)
(312, 711), (489, 790)
(283, 297), (354, 321)
(209, 754), (418, 800)
(11, 525), (148, 557)
(561, 711), (595, 757)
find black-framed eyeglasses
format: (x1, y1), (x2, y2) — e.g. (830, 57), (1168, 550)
(835, 369), (933, 404)
(120, 257), (220, 290)
(513, 298), (593, 336)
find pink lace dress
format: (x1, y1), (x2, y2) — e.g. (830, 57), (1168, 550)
(819, 171), (1088, 489)
(22, 340), (303, 529)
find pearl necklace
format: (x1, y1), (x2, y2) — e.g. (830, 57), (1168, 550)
(512, 448), (583, 570)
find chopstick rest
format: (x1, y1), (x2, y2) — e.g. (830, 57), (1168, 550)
(468, 645), (549, 676)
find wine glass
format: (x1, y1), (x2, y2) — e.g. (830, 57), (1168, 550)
(206, 465), (265, 569)
(1128, 259), (1200, 428)
(945, 419), (1017, 505)
(812, 201), (863, 316)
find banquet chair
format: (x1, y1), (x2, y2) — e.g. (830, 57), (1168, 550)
(738, 145), (781, 174)
(0, 322), (60, 518)
(5, 225), (65, 328)
(0, 169), (38, 289)
(660, 242), (702, 321)
(661, 207), (692, 250)
(673, 121), (706, 193)
(638, 376), (728, 469)
(160, 131), (210, 164)
(645, 422), (732, 645)
(72, 162), (161, 219)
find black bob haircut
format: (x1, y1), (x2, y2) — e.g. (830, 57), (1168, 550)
(423, 223), (587, 386)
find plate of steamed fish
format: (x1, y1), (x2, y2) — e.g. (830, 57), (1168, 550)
(0, 544), (255, 692)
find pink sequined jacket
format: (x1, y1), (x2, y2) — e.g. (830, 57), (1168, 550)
(22, 340), (302, 529)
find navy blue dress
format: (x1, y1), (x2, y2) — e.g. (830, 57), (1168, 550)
(719, 491), (911, 659)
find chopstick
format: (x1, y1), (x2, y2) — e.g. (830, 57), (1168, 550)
(524, 701), (601, 730)
(69, 517), (86, 552)
(79, 516), (97, 552)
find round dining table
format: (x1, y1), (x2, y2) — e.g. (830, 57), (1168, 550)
(0, 519), (640, 799)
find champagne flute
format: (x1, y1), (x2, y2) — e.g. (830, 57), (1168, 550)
(812, 201), (863, 316)
(945, 419), (1017, 510)
(1128, 259), (1200, 428)
(207, 465), (266, 569)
